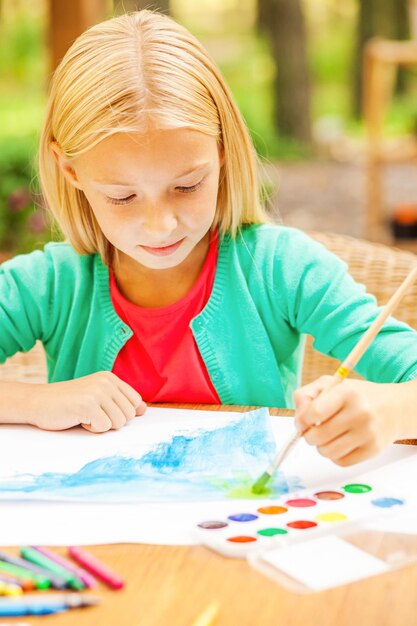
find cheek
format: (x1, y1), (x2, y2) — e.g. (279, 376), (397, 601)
(85, 197), (127, 241)
(181, 186), (218, 227)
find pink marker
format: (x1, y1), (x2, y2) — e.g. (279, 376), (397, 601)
(68, 546), (124, 590)
(32, 546), (97, 589)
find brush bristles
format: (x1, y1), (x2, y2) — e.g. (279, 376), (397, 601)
(251, 471), (271, 494)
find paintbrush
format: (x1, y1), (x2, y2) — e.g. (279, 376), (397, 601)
(252, 263), (417, 495)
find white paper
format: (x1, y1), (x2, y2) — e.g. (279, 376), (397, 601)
(260, 535), (389, 591)
(0, 408), (416, 546)
(0, 407), (277, 503)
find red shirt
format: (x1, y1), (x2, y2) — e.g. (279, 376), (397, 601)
(110, 232), (220, 403)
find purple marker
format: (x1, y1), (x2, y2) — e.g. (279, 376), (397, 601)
(0, 573), (23, 588)
(30, 547), (97, 589)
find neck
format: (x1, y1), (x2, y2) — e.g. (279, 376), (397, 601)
(112, 233), (211, 308)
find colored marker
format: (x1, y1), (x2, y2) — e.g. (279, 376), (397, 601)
(0, 581), (23, 596)
(0, 592), (99, 604)
(0, 593), (100, 617)
(0, 604), (63, 617)
(0, 570), (34, 592)
(68, 546), (125, 590)
(19, 548), (84, 591)
(0, 561), (51, 590)
(0, 550), (66, 590)
(31, 546), (97, 588)
(0, 573), (24, 589)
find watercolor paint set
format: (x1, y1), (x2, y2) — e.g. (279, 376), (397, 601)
(248, 527), (417, 593)
(194, 476), (417, 593)
(194, 480), (408, 559)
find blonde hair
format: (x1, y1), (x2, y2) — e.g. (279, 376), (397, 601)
(39, 10), (269, 261)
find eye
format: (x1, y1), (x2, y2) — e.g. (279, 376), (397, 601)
(175, 180), (203, 194)
(106, 194), (136, 205)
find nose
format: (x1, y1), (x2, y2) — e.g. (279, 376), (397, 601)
(141, 202), (178, 240)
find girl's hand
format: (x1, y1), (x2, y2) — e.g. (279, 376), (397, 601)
(293, 376), (408, 466)
(30, 372), (146, 433)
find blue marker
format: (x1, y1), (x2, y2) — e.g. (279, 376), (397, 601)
(0, 603), (66, 616)
(0, 593), (100, 617)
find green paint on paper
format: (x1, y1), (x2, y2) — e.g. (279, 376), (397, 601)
(208, 475), (274, 499)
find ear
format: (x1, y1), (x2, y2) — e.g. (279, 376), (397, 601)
(50, 141), (83, 190)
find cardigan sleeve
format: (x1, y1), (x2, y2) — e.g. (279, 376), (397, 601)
(0, 249), (52, 362)
(275, 228), (417, 384)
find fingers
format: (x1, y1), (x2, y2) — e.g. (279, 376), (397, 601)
(302, 403), (368, 447)
(294, 376), (332, 414)
(99, 398), (132, 430)
(81, 407), (113, 433)
(293, 378), (385, 466)
(304, 417), (377, 466)
(315, 426), (371, 462)
(295, 380), (347, 433)
(303, 418), (348, 448)
(33, 372), (147, 433)
(115, 377), (147, 416)
(80, 372), (147, 433)
(335, 444), (379, 467)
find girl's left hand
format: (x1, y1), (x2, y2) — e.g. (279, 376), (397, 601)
(293, 376), (405, 466)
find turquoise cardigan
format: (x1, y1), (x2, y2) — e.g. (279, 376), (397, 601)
(1, 225), (417, 408)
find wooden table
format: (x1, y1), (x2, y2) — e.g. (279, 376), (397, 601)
(2, 404), (417, 626)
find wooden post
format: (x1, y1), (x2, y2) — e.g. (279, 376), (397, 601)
(48, 0), (110, 72)
(363, 39), (417, 241)
(363, 40), (394, 241)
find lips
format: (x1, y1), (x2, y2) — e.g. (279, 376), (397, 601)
(139, 238), (185, 257)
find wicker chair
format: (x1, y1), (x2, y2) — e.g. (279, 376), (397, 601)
(0, 341), (47, 383)
(302, 231), (417, 385)
(1, 232), (417, 386)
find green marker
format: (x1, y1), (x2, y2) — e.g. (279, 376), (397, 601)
(19, 548), (85, 591)
(0, 560), (51, 590)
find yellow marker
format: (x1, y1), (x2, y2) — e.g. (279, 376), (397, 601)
(191, 601), (220, 626)
(0, 580), (23, 596)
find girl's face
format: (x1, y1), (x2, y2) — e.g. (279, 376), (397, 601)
(57, 128), (222, 271)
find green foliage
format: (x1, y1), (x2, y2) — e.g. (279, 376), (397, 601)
(0, 93), (46, 139)
(218, 34), (311, 160)
(308, 12), (356, 121)
(0, 135), (54, 254)
(0, 8), (54, 255)
(0, 10), (46, 87)
(381, 86), (417, 136)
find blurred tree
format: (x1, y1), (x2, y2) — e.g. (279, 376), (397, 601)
(354, 0), (410, 117)
(114, 1), (169, 14)
(257, 0), (269, 33)
(257, 0), (311, 146)
(49, 0), (109, 71)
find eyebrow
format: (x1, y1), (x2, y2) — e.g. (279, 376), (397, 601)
(92, 162), (211, 187)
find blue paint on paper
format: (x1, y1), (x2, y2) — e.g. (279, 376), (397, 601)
(0, 408), (304, 503)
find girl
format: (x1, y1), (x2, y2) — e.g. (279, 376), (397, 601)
(1, 10), (417, 467)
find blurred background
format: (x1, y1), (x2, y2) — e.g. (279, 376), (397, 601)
(2, 0), (417, 258)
